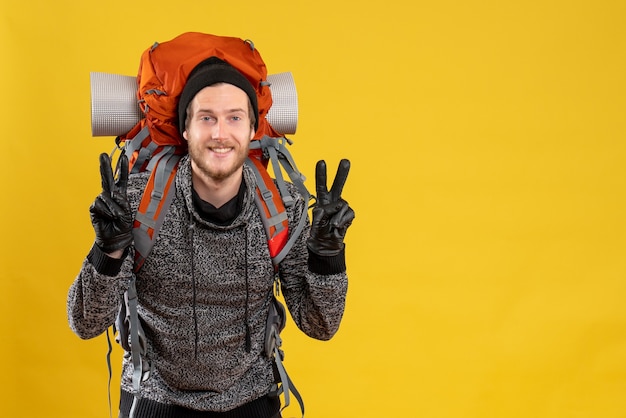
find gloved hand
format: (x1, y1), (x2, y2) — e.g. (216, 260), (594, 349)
(307, 159), (355, 256)
(89, 153), (133, 254)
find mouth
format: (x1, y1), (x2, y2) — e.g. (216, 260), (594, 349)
(210, 146), (233, 154)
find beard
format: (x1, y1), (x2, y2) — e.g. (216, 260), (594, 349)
(187, 138), (250, 182)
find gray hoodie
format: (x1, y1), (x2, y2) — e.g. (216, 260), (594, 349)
(67, 155), (348, 412)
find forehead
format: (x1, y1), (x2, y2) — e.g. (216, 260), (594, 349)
(191, 83), (249, 111)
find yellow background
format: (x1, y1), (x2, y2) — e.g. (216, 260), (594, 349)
(2, 0), (625, 417)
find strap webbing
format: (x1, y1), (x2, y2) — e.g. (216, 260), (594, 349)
(274, 342), (305, 417)
(272, 201), (308, 266)
(262, 139), (293, 207)
(245, 158), (287, 235)
(247, 136), (312, 267)
(126, 274), (143, 393)
(135, 150), (181, 227)
(251, 137), (311, 204)
(106, 328), (114, 418)
(133, 152), (182, 267)
(122, 126), (152, 173)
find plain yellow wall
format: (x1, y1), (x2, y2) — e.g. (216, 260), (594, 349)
(2, 0), (626, 417)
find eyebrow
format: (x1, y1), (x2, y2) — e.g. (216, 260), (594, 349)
(195, 108), (247, 115)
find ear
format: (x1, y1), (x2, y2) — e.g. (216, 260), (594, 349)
(183, 130), (188, 141)
(249, 127), (255, 142)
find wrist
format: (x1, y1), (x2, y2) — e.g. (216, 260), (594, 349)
(307, 246), (346, 275)
(88, 244), (128, 276)
(106, 249), (125, 259)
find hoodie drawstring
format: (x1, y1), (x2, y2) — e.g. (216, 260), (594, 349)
(188, 216), (200, 360)
(244, 226), (251, 353)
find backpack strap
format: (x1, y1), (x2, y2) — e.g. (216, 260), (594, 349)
(250, 136), (310, 205)
(273, 199), (308, 267)
(106, 132), (181, 415)
(132, 155), (180, 266)
(125, 273), (151, 392)
(248, 137), (312, 266)
(107, 273), (151, 418)
(265, 296), (305, 417)
(120, 125), (153, 173)
(122, 131), (183, 271)
(245, 157), (289, 263)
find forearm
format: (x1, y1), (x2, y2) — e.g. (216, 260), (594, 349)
(280, 239), (348, 340)
(67, 245), (132, 339)
(279, 182), (350, 340)
(282, 267), (348, 340)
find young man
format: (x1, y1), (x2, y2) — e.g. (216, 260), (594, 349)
(67, 57), (354, 417)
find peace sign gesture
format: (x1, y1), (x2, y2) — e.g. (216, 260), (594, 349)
(307, 159), (355, 256)
(89, 153), (134, 255)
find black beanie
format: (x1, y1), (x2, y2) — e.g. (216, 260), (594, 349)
(178, 57), (259, 136)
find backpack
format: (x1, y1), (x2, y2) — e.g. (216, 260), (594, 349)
(92, 32), (309, 417)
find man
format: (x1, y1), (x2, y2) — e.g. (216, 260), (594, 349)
(67, 57), (354, 417)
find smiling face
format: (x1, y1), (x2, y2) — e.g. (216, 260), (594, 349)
(183, 83), (256, 187)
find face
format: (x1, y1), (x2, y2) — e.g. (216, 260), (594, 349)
(183, 83), (255, 183)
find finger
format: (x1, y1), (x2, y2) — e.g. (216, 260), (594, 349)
(99, 153), (114, 195)
(89, 195), (115, 220)
(336, 206), (355, 229)
(115, 154), (129, 192)
(310, 206), (329, 229)
(315, 160), (330, 205)
(330, 205), (354, 238)
(329, 200), (352, 228)
(92, 193), (127, 220)
(329, 159), (350, 203)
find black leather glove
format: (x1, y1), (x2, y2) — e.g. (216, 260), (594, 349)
(307, 159), (355, 256)
(89, 153), (133, 254)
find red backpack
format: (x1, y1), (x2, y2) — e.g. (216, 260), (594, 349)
(116, 31), (308, 271)
(94, 32), (308, 416)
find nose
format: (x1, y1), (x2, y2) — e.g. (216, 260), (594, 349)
(211, 119), (227, 140)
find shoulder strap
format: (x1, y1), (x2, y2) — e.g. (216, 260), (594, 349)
(250, 136), (310, 205)
(245, 157), (289, 263)
(121, 126), (183, 272)
(248, 136), (312, 267)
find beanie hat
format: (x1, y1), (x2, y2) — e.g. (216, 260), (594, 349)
(178, 56), (259, 136)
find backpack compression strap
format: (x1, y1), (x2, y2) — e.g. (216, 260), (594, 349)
(250, 136), (310, 205)
(265, 297), (305, 417)
(247, 136), (311, 266)
(245, 157), (289, 261)
(125, 273), (150, 392)
(122, 125), (183, 271)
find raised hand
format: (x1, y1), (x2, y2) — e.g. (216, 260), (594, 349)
(307, 159), (355, 256)
(89, 153), (133, 254)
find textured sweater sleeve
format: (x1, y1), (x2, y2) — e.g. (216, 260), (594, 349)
(67, 173), (146, 340)
(278, 185), (349, 341)
(67, 245), (134, 339)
